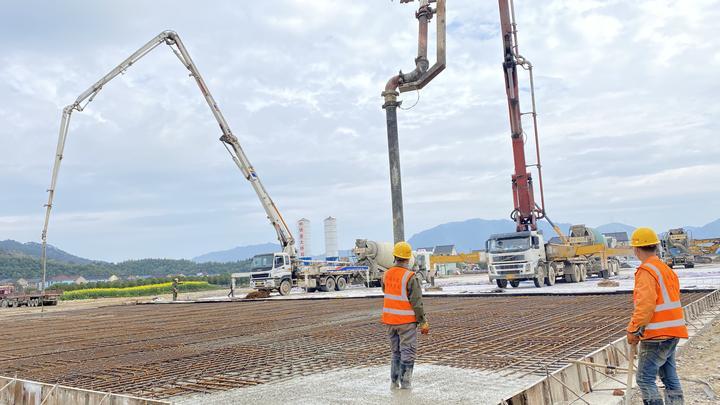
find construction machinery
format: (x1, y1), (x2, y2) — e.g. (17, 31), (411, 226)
(661, 228), (695, 268)
(40, 30), (350, 298)
(0, 285), (59, 308)
(430, 252), (484, 274)
(689, 237), (720, 263)
(382, 0), (446, 243)
(245, 254), (373, 295)
(353, 239), (430, 285)
(485, 1), (631, 288)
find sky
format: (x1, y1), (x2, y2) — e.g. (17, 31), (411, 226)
(1, 0), (719, 261)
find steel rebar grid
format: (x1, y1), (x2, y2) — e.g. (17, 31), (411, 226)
(0, 292), (710, 399)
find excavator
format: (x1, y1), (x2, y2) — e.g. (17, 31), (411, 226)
(39, 31), (297, 299)
(690, 238), (720, 264)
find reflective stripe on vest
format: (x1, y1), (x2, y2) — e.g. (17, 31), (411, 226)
(383, 307), (416, 316)
(383, 270), (412, 302)
(645, 318), (686, 330)
(635, 259), (688, 339)
(643, 263), (683, 312)
(381, 267), (417, 325)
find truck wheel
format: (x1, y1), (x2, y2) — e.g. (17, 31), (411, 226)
(599, 269), (610, 279)
(509, 280), (520, 288)
(0, 300), (7, 308)
(578, 264), (587, 282)
(684, 263), (695, 269)
(279, 279), (292, 296)
(496, 279), (508, 288)
(335, 276), (347, 291)
(564, 264), (579, 283)
(545, 264), (557, 286)
(321, 277), (336, 292)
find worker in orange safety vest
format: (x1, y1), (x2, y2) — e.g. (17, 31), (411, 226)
(626, 227), (688, 405)
(382, 241), (429, 390)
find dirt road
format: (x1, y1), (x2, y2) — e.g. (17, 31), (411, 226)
(0, 287), (242, 318)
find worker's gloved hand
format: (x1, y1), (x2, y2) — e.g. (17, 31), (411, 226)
(420, 322), (430, 335)
(626, 331), (640, 345)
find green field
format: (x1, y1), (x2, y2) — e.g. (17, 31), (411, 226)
(60, 281), (217, 300)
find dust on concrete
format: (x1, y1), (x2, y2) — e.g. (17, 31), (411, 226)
(174, 365), (538, 405)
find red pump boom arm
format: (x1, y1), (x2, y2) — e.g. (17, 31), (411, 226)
(498, 0), (546, 232)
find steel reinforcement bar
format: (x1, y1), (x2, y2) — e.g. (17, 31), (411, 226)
(499, 289), (720, 405)
(0, 292), (711, 400)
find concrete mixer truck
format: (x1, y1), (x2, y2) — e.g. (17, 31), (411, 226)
(353, 239), (431, 286)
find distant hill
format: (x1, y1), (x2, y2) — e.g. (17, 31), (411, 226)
(595, 223), (636, 235)
(408, 218), (573, 252)
(686, 219), (720, 239)
(192, 243), (280, 263)
(408, 218), (720, 251)
(0, 239), (249, 280)
(0, 239), (94, 264)
(0, 253), (248, 281)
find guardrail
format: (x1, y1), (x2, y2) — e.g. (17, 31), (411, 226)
(499, 289), (720, 405)
(0, 376), (170, 405)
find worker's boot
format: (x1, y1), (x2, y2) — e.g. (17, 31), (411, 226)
(399, 361), (414, 389)
(390, 357), (401, 389)
(664, 390), (684, 405)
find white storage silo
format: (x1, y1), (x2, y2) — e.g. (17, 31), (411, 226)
(297, 218), (311, 257)
(324, 216), (338, 258)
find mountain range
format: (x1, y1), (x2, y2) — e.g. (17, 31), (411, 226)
(407, 219), (637, 252)
(0, 239), (95, 264)
(3, 217), (718, 266)
(192, 243), (281, 263)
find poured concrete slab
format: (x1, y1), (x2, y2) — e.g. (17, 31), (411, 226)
(175, 365), (539, 405)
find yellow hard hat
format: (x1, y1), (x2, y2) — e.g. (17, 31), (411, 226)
(393, 241), (413, 259)
(630, 227), (660, 247)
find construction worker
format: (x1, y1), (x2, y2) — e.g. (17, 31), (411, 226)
(382, 241), (429, 390)
(172, 278), (182, 301)
(626, 227), (688, 405)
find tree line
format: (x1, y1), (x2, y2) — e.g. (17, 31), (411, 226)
(0, 254), (251, 281)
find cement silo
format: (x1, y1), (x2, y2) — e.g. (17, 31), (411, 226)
(324, 216), (338, 258)
(297, 218), (311, 257)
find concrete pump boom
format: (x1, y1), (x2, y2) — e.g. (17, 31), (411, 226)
(39, 30), (296, 303)
(498, 0), (546, 232)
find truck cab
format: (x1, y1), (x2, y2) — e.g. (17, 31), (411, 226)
(249, 252), (294, 293)
(486, 231), (546, 287)
(662, 228), (695, 269)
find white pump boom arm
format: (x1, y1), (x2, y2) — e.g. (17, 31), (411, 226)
(40, 30), (296, 296)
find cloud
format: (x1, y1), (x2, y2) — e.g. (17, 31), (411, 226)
(1, 0), (717, 261)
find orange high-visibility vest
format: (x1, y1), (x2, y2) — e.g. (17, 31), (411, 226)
(634, 256), (689, 340)
(382, 266), (418, 325)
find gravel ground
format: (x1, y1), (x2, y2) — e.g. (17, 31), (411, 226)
(630, 316), (720, 404)
(675, 317), (720, 404)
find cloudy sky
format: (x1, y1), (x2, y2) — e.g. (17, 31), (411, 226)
(1, 0), (719, 261)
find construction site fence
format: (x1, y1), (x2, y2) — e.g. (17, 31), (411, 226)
(500, 289), (720, 405)
(0, 376), (170, 405)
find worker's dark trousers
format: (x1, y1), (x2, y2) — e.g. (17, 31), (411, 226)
(387, 323), (417, 386)
(636, 338), (683, 405)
